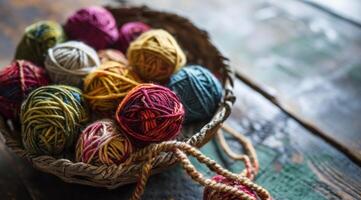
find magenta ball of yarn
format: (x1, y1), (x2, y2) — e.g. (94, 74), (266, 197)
(118, 21), (150, 53)
(65, 6), (119, 50)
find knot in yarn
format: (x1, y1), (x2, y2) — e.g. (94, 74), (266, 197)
(127, 29), (186, 82)
(15, 21), (66, 65)
(0, 60), (49, 120)
(118, 21), (150, 53)
(21, 85), (89, 155)
(168, 65), (222, 123)
(45, 41), (100, 86)
(65, 6), (119, 50)
(116, 83), (184, 145)
(83, 61), (141, 114)
(97, 49), (128, 65)
(203, 175), (257, 200)
(76, 119), (133, 165)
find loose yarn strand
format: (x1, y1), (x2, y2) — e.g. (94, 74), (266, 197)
(126, 140), (271, 200)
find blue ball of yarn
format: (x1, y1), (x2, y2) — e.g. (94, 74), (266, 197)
(168, 65), (222, 123)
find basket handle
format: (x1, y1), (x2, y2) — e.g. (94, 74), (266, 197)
(127, 125), (271, 200)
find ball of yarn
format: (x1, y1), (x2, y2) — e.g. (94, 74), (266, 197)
(127, 29), (186, 82)
(116, 83), (184, 145)
(15, 21), (66, 65)
(0, 60), (49, 120)
(168, 65), (222, 123)
(118, 21), (150, 53)
(203, 175), (257, 200)
(76, 119), (133, 165)
(21, 85), (89, 155)
(65, 6), (119, 50)
(97, 49), (128, 65)
(83, 61), (141, 115)
(45, 41), (100, 86)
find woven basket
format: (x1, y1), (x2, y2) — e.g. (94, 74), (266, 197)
(0, 6), (235, 189)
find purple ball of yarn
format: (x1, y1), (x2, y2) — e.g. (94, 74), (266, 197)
(118, 21), (150, 53)
(65, 6), (119, 50)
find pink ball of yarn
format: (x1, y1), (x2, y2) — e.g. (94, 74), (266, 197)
(118, 21), (150, 53)
(203, 175), (257, 200)
(65, 6), (119, 50)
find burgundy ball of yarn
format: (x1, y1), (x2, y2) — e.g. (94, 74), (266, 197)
(115, 83), (184, 145)
(203, 175), (257, 200)
(65, 6), (119, 50)
(118, 21), (150, 53)
(0, 60), (49, 120)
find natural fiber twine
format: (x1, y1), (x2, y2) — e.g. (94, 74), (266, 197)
(45, 41), (100, 86)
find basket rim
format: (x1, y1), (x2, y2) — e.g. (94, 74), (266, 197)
(0, 5), (236, 188)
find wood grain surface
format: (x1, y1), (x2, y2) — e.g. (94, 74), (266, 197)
(0, 0), (360, 199)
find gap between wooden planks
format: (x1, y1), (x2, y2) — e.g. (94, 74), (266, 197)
(235, 71), (361, 166)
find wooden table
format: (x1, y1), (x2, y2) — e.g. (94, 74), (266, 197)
(0, 0), (360, 199)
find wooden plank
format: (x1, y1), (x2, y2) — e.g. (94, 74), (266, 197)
(129, 0), (361, 163)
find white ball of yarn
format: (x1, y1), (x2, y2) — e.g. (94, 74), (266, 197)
(45, 41), (100, 86)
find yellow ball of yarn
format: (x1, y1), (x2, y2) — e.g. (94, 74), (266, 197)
(83, 61), (141, 114)
(127, 29), (186, 82)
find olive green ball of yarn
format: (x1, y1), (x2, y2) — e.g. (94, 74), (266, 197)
(21, 85), (89, 156)
(15, 21), (66, 65)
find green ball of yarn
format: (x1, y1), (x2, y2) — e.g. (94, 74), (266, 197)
(21, 85), (89, 155)
(15, 21), (66, 65)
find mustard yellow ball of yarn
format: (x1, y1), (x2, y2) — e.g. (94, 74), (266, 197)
(127, 29), (186, 82)
(83, 61), (141, 114)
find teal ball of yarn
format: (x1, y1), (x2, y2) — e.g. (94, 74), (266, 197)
(168, 65), (222, 123)
(20, 85), (89, 156)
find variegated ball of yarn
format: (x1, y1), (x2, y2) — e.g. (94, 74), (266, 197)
(127, 29), (186, 82)
(0, 60), (49, 121)
(15, 21), (66, 65)
(97, 49), (128, 65)
(45, 41), (100, 86)
(21, 85), (89, 155)
(203, 175), (257, 200)
(76, 119), (133, 165)
(168, 65), (222, 123)
(83, 61), (141, 115)
(116, 84), (185, 146)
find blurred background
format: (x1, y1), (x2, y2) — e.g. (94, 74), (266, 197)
(0, 0), (360, 199)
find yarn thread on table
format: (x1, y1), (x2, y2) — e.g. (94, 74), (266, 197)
(203, 175), (257, 200)
(15, 21), (66, 65)
(83, 61), (141, 115)
(76, 119), (133, 165)
(127, 29), (186, 82)
(168, 65), (222, 123)
(97, 49), (128, 65)
(65, 6), (119, 50)
(118, 21), (150, 53)
(0, 60), (49, 120)
(21, 85), (89, 155)
(45, 41), (100, 86)
(116, 83), (184, 145)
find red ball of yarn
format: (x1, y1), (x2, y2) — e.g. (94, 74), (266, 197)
(0, 60), (49, 120)
(118, 21), (150, 53)
(203, 175), (257, 200)
(65, 6), (119, 50)
(116, 83), (184, 145)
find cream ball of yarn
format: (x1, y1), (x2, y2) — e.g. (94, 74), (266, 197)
(45, 41), (100, 86)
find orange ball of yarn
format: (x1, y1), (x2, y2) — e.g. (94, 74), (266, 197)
(127, 29), (186, 82)
(83, 61), (141, 115)
(76, 119), (133, 165)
